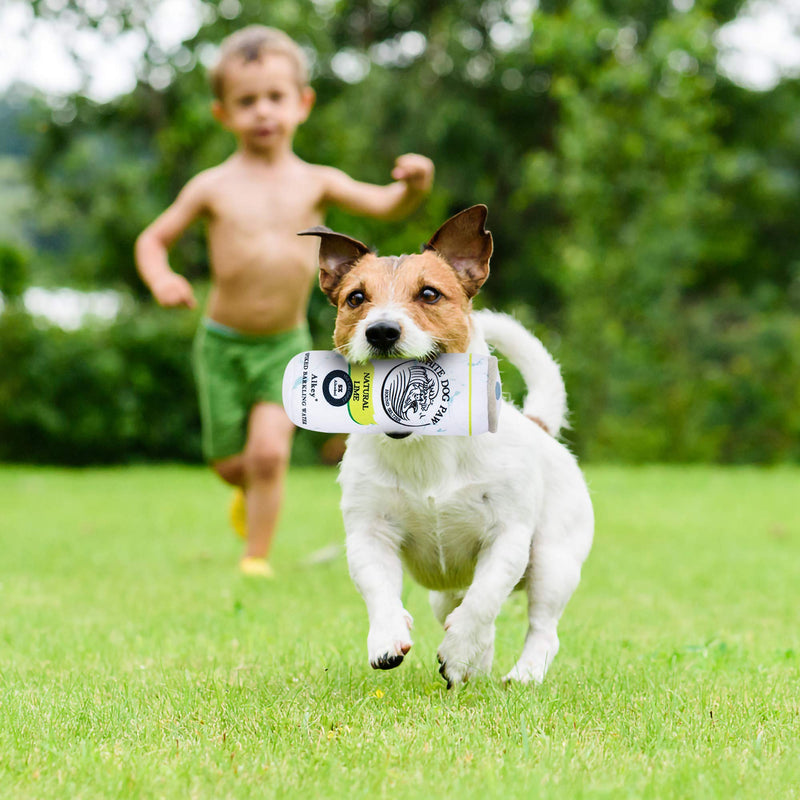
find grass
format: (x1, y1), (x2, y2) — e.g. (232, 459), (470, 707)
(0, 463), (798, 799)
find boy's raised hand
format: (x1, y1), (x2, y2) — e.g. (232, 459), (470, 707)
(151, 272), (197, 309)
(392, 153), (435, 194)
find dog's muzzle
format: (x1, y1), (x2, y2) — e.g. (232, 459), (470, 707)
(365, 321), (401, 353)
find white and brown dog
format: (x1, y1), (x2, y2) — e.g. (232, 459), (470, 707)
(300, 206), (593, 686)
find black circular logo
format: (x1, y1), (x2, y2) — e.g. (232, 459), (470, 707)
(322, 370), (353, 406)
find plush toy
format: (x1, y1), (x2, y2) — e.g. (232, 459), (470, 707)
(283, 351), (500, 437)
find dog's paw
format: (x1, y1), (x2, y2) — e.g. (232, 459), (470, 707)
(367, 611), (413, 671)
(372, 651), (407, 670)
(436, 609), (495, 688)
(502, 661), (546, 685)
(502, 633), (559, 685)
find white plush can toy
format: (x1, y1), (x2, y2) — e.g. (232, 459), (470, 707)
(282, 351), (501, 436)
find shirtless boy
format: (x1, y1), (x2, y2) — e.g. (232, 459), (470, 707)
(135, 26), (434, 576)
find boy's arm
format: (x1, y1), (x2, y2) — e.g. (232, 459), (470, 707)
(320, 153), (434, 221)
(135, 176), (210, 309)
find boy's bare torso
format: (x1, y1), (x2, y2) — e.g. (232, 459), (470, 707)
(200, 153), (326, 334)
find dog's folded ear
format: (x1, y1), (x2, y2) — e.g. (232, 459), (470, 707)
(298, 227), (372, 302)
(426, 205), (492, 298)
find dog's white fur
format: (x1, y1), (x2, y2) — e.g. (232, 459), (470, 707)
(303, 208), (594, 686)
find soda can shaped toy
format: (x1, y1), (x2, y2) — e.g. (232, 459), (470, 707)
(282, 351), (501, 436)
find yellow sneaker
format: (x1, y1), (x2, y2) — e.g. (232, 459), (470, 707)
(229, 489), (247, 539)
(239, 556), (274, 578)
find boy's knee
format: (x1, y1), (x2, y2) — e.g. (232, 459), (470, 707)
(245, 441), (290, 481)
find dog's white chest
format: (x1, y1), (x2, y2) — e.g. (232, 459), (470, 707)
(394, 481), (494, 589)
(340, 438), (509, 591)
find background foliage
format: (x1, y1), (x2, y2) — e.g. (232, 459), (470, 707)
(2, 0), (799, 463)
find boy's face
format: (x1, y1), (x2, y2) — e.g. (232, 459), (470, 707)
(213, 53), (315, 154)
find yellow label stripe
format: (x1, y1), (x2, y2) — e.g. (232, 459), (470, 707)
(348, 363), (376, 425)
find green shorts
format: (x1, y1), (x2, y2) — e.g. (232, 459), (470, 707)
(192, 319), (312, 462)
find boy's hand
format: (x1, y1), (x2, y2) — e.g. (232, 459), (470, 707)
(392, 154), (434, 194)
(151, 272), (197, 309)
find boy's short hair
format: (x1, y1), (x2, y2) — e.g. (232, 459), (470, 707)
(210, 25), (309, 99)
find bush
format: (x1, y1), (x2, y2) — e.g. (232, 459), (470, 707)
(0, 308), (337, 466)
(0, 309), (201, 464)
(559, 295), (800, 464)
(1, 297), (799, 465)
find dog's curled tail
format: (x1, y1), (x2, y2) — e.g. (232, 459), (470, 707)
(473, 310), (567, 436)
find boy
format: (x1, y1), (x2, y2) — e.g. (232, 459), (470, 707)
(135, 26), (434, 577)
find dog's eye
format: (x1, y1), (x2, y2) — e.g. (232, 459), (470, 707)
(346, 290), (366, 308)
(419, 286), (441, 304)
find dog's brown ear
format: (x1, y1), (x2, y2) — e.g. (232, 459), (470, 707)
(298, 227), (372, 302)
(426, 205), (492, 298)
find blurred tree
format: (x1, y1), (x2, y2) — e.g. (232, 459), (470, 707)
(0, 243), (30, 305)
(9, 0), (800, 462)
(0, 140), (36, 251)
(23, 2), (739, 292)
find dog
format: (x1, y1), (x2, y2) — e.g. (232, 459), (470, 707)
(299, 206), (593, 686)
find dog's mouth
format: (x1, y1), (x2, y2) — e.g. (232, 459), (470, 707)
(341, 344), (441, 364)
(370, 345), (402, 360)
(378, 347), (440, 362)
(389, 343), (443, 362)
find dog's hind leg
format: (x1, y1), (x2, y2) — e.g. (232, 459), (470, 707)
(436, 524), (532, 687)
(429, 590), (464, 627)
(503, 515), (591, 684)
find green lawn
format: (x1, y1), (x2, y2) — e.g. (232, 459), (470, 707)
(0, 464), (798, 799)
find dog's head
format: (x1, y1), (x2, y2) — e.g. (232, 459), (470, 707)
(299, 205), (493, 363)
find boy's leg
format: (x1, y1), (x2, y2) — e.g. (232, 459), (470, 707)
(241, 401), (295, 559)
(211, 457), (248, 540)
(212, 455), (245, 487)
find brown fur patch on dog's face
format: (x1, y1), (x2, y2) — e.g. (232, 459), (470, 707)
(332, 251), (473, 355)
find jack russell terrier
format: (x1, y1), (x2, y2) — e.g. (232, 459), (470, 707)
(300, 206), (593, 686)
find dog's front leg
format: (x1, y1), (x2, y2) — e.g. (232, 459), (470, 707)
(437, 524), (531, 687)
(346, 522), (413, 671)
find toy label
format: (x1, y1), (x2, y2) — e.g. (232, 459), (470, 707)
(382, 361), (450, 427)
(348, 364), (376, 425)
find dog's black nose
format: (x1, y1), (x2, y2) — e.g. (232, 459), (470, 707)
(366, 321), (401, 351)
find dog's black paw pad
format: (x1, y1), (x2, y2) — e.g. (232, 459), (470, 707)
(437, 657), (453, 689)
(372, 653), (405, 670)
